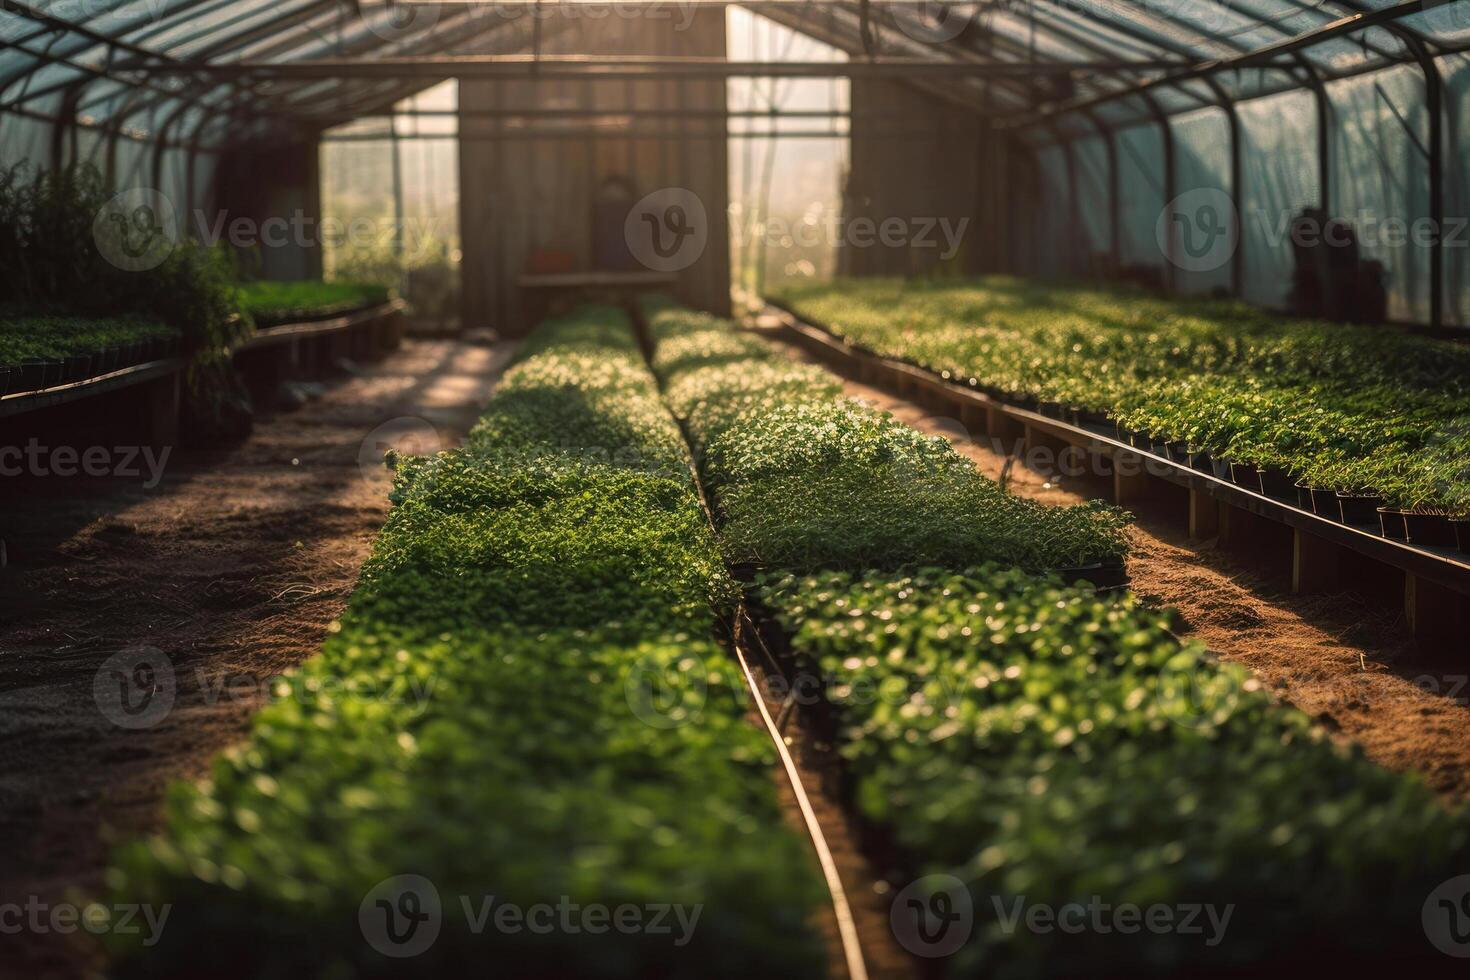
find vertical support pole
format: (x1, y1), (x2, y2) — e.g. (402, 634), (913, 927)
(1188, 488), (1219, 539)
(1113, 453), (1154, 506)
(1422, 54), (1444, 329)
(1223, 102), (1243, 298)
(390, 112), (406, 298)
(1054, 124), (1083, 277)
(1308, 71), (1330, 215)
(146, 372), (181, 452)
(987, 407), (1024, 456)
(1405, 573), (1466, 653)
(1144, 94), (1176, 292)
(1203, 79), (1244, 298)
(1086, 111), (1121, 276)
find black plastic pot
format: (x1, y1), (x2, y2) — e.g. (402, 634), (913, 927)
(1294, 482), (1313, 511)
(1039, 401), (1065, 420)
(0, 365), (11, 397)
(1403, 512), (1458, 549)
(1188, 448), (1213, 474)
(1337, 492), (1382, 526)
(1211, 457), (1231, 481)
(1377, 507), (1408, 541)
(1163, 441), (1190, 464)
(1310, 488), (1340, 518)
(63, 354), (91, 383)
(1128, 430), (1153, 451)
(1072, 408), (1110, 428)
(1229, 462), (1261, 490)
(18, 358), (59, 391)
(1258, 467), (1296, 500)
(100, 346), (121, 373)
(1454, 520), (1470, 556)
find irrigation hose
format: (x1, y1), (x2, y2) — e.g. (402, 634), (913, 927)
(637, 306), (870, 980)
(731, 612), (870, 980)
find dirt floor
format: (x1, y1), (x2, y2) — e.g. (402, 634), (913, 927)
(0, 339), (513, 975)
(764, 335), (1470, 804)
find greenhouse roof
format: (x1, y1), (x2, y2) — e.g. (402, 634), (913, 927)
(1, 0), (1467, 147)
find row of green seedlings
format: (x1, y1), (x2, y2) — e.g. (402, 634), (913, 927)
(0, 163), (388, 396)
(645, 301), (1470, 976)
(103, 306), (828, 978)
(773, 277), (1470, 542)
(240, 281), (393, 328)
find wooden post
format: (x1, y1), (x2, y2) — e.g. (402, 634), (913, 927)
(1112, 451), (1153, 506)
(1292, 527), (1342, 594)
(1405, 574), (1468, 656)
(960, 403), (988, 439)
(146, 372), (181, 450)
(1217, 504), (1293, 581)
(1189, 488), (1219, 539)
(987, 407), (1024, 455)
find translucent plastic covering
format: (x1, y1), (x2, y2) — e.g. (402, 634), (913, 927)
(1006, 2), (1470, 326)
(0, 0), (1466, 323)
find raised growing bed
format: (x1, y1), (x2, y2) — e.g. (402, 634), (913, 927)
(643, 301), (1470, 974)
(103, 306), (828, 977)
(771, 279), (1470, 538)
(231, 296), (406, 401)
(760, 565), (1470, 976)
(0, 315), (183, 398)
(646, 304), (1128, 582)
(239, 281), (394, 328)
(763, 301), (1470, 651)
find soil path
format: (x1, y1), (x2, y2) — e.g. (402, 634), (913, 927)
(0, 339), (513, 975)
(766, 333), (1470, 804)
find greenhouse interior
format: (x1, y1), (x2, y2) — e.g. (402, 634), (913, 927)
(4, 0), (1470, 976)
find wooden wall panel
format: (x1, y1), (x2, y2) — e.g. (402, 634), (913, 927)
(844, 79), (985, 278)
(458, 12), (730, 334)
